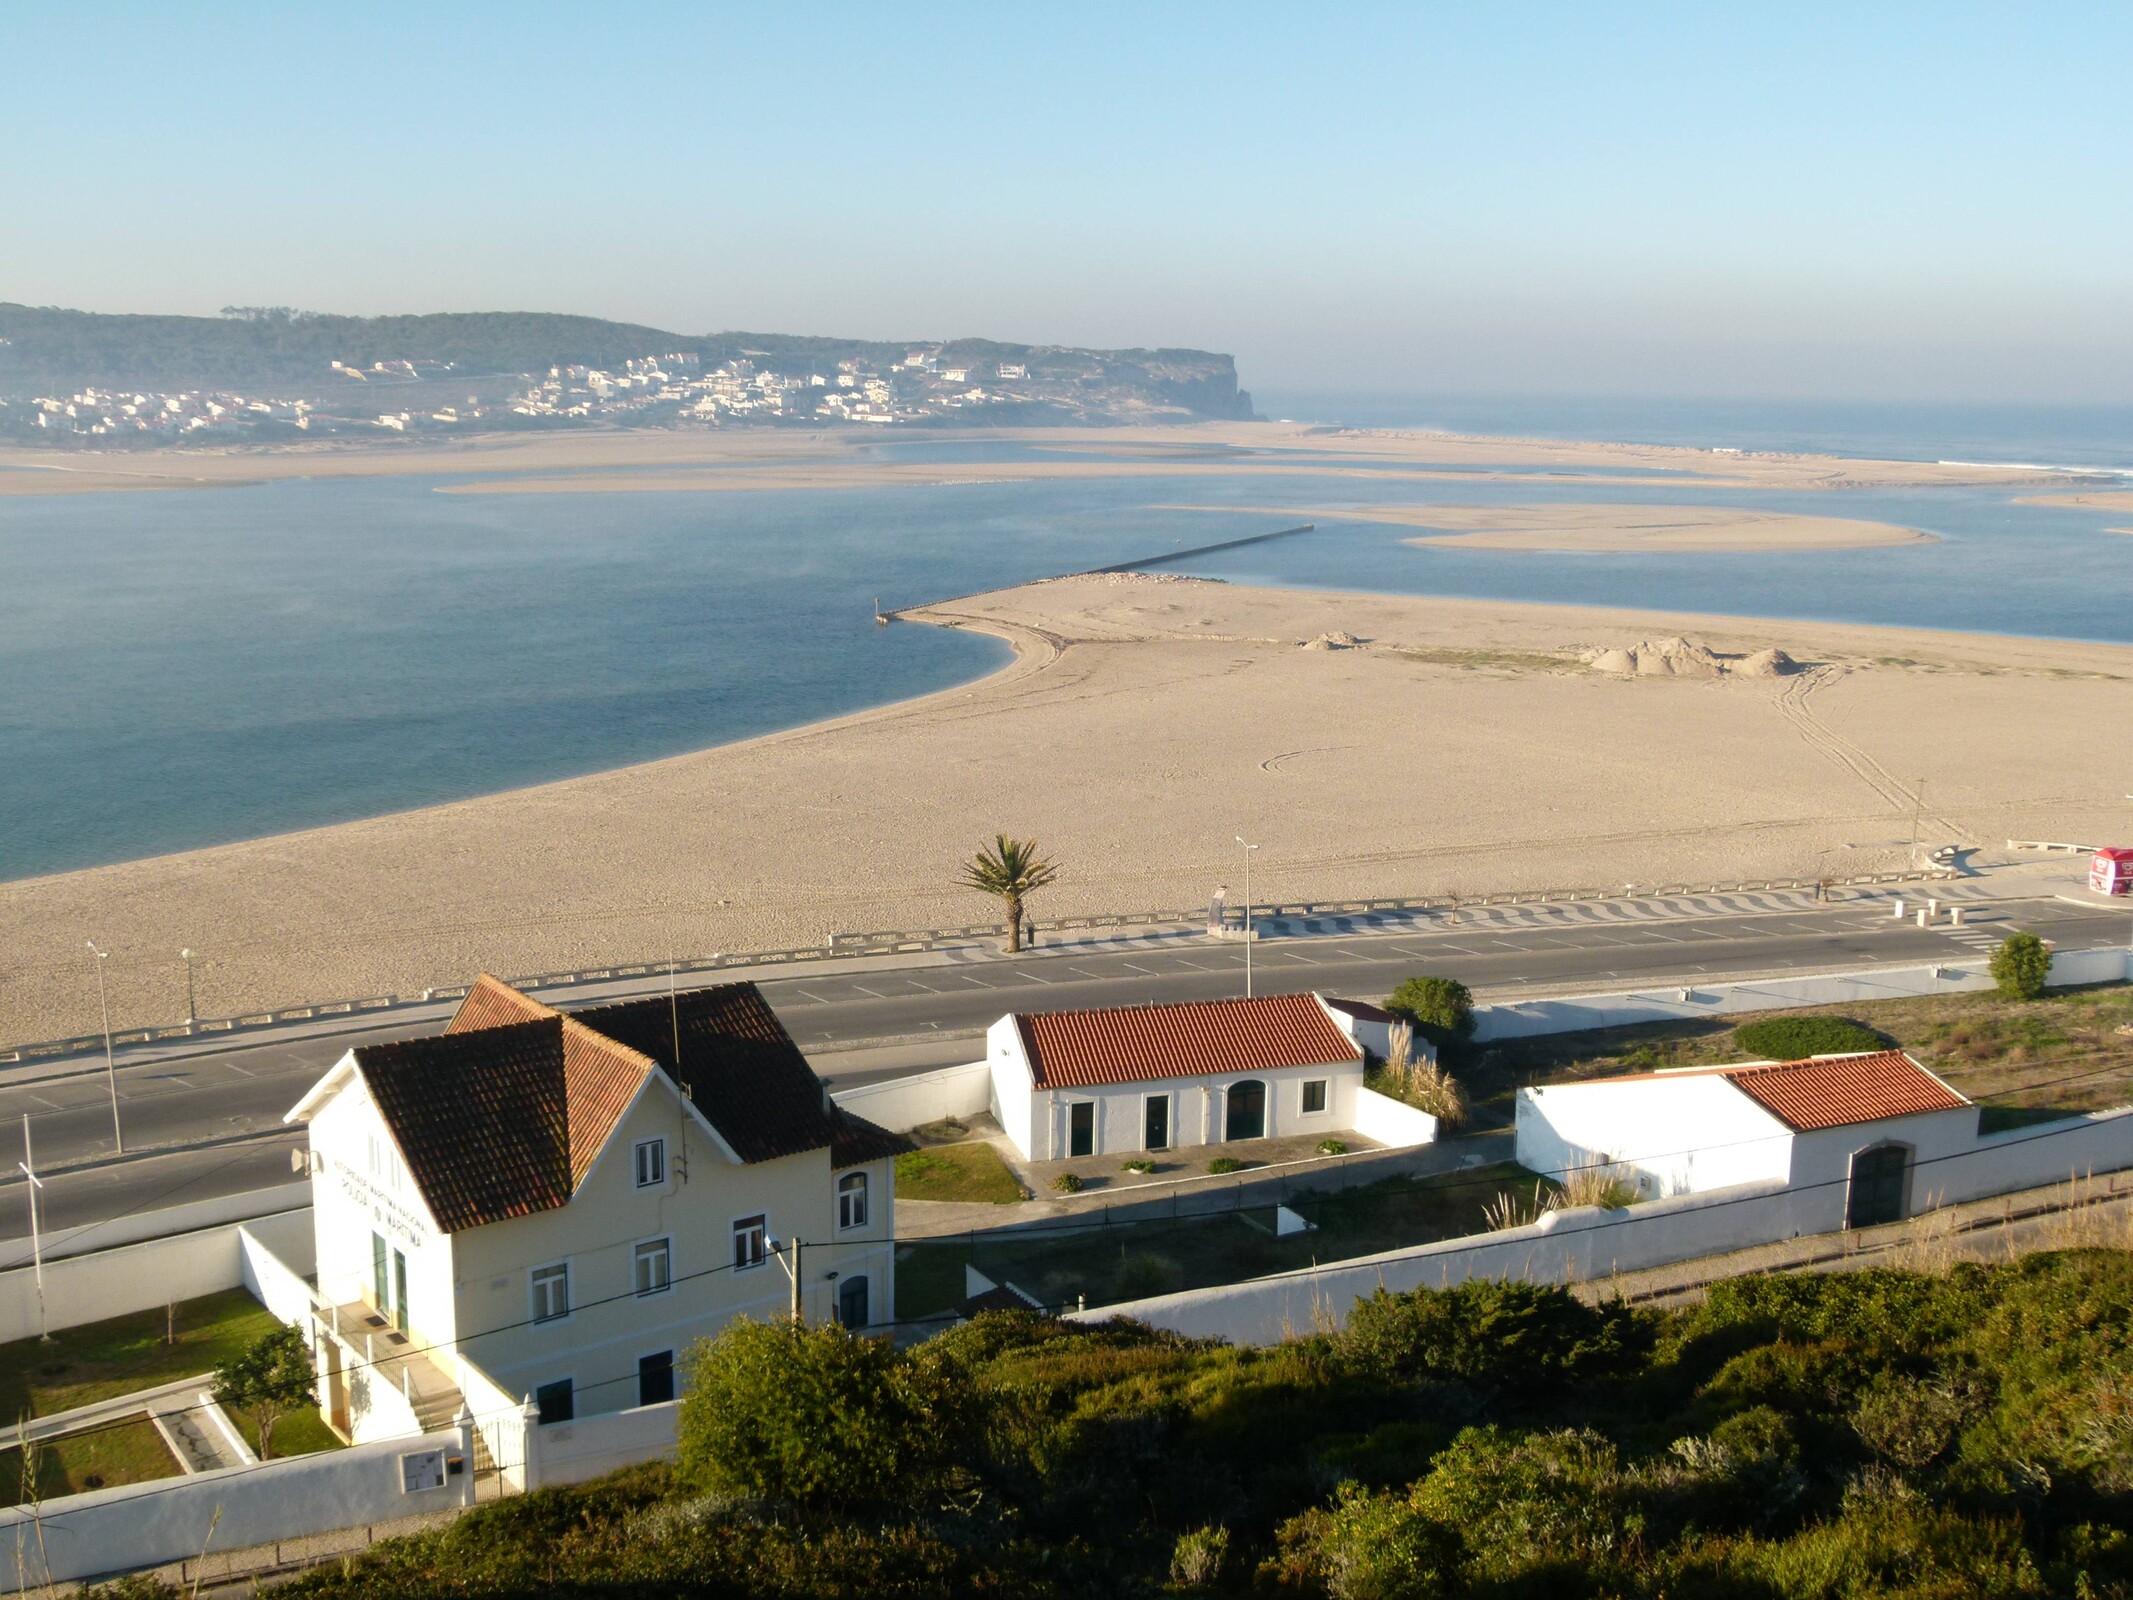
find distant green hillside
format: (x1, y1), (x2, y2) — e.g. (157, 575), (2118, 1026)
(0, 305), (1253, 419)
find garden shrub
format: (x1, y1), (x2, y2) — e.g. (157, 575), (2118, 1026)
(1341, 1280), (1650, 1396)
(1732, 1014), (1888, 1060)
(1208, 1156), (1244, 1174)
(676, 1319), (965, 1510)
(1385, 975), (1474, 1045)
(1406, 1426), (1639, 1587)
(1052, 1171), (1084, 1193)
(1317, 1138), (1349, 1155)
(1992, 930), (2053, 1000)
(1169, 1523), (1230, 1588)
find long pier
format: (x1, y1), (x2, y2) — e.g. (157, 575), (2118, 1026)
(1089, 522), (1315, 574)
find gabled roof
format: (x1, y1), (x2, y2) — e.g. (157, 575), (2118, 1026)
(1716, 1050), (1970, 1132)
(316, 974), (836, 1234)
(357, 1018), (575, 1233)
(570, 985), (837, 1164)
(448, 975), (654, 1188)
(1014, 992), (1360, 1089)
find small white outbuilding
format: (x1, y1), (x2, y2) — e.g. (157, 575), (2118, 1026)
(986, 992), (1367, 1162)
(1515, 1049), (1977, 1228)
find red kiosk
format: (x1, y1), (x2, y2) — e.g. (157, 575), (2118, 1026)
(2092, 848), (2133, 896)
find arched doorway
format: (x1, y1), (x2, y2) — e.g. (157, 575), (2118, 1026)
(1225, 1079), (1267, 1142)
(1846, 1143), (1910, 1228)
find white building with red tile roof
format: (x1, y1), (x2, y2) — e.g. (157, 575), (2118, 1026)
(985, 993), (1371, 1161)
(1515, 1050), (1978, 1229)
(283, 976), (903, 1446)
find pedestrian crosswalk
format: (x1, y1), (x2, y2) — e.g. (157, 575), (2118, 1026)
(923, 881), (1992, 964)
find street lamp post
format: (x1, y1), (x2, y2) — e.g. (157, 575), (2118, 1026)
(768, 1236), (804, 1323)
(1235, 836), (1260, 998)
(180, 948), (197, 1031)
(19, 1115), (48, 1342)
(86, 941), (123, 1154)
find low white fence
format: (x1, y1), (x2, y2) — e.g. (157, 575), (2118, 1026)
(239, 1210), (319, 1326)
(531, 1400), (680, 1487)
(0, 1422), (474, 1588)
(1351, 1087), (1438, 1148)
(0, 1178), (309, 1272)
(0, 1206), (312, 1346)
(1472, 947), (2133, 1042)
(831, 1059), (990, 1131)
(1081, 1104), (2133, 1346)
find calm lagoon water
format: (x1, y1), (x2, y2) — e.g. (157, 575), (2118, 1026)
(3, 413), (2130, 880)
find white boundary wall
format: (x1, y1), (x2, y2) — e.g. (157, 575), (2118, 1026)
(0, 1180), (310, 1272)
(1351, 1087), (1438, 1148)
(0, 1423), (473, 1588)
(532, 1400), (680, 1487)
(1472, 948), (2132, 1042)
(1081, 1106), (2133, 1346)
(0, 1207), (311, 1346)
(831, 1060), (990, 1132)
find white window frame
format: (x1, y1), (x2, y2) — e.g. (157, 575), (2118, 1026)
(1301, 1078), (1330, 1115)
(731, 1213), (768, 1273)
(633, 1137), (667, 1190)
(530, 1261), (571, 1324)
(633, 1237), (673, 1297)
(837, 1172), (869, 1231)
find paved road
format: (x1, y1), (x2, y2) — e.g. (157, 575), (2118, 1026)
(1, 886), (2122, 1248)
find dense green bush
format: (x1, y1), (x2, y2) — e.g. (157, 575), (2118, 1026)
(1992, 929), (2053, 999)
(181, 1252), (2133, 1600)
(1732, 1014), (1888, 1060)
(1340, 1280), (1651, 1397)
(675, 1319), (966, 1510)
(1385, 976), (1474, 1045)
(1208, 1156), (1244, 1174)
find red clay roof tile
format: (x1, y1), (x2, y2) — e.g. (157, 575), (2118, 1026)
(1016, 992), (1359, 1089)
(1718, 1050), (1969, 1132)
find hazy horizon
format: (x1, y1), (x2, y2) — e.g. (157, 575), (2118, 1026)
(5, 4), (2131, 404)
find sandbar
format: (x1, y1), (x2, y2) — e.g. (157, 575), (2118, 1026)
(0, 420), (2099, 499)
(1165, 502), (1934, 553)
(4, 573), (2128, 1049)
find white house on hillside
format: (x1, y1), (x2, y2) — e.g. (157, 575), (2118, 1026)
(1515, 1049), (1976, 1228)
(986, 992), (1367, 1161)
(285, 975), (902, 1444)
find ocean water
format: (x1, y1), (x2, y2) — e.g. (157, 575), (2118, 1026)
(3, 412), (2130, 880)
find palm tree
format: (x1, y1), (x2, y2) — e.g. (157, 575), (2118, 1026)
(958, 835), (1060, 953)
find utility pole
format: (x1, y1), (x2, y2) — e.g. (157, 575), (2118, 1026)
(20, 1115), (48, 1342)
(180, 948), (197, 1031)
(87, 941), (123, 1153)
(771, 1236), (804, 1324)
(1235, 837), (1260, 997)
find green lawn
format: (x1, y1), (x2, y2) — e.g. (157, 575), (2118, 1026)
(895, 1143), (1026, 1204)
(222, 1396), (346, 1460)
(0, 1288), (288, 1424)
(0, 1416), (181, 1505)
(0, 1288), (343, 1462)
(899, 1161), (1532, 1320)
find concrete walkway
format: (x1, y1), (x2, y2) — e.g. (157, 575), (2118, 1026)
(0, 1372), (253, 1474)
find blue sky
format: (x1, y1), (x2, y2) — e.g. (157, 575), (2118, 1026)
(4, 4), (2129, 400)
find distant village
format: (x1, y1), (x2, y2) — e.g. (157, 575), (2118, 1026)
(5, 346), (1110, 442)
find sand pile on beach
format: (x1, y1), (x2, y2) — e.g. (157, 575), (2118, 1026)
(1584, 638), (1798, 678)
(1301, 630), (1361, 650)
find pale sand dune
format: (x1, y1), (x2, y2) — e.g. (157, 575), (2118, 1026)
(4, 573), (2129, 1049)
(1165, 502), (1933, 552)
(0, 420), (2097, 499)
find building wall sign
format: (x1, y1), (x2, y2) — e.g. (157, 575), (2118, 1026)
(334, 1158), (431, 1247)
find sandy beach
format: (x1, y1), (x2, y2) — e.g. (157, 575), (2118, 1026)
(4, 569), (2129, 1050)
